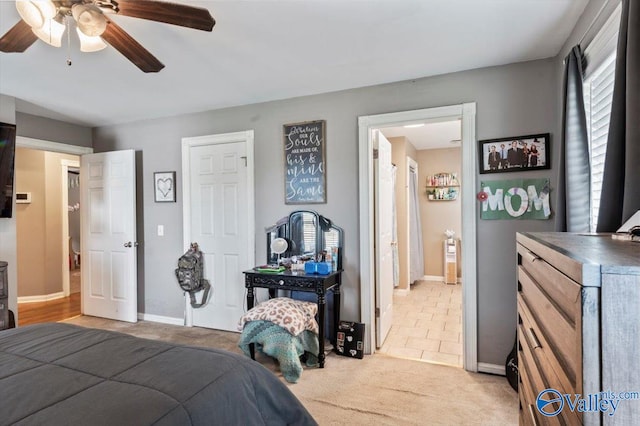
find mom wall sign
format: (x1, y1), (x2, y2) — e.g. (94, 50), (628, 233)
(480, 178), (551, 220)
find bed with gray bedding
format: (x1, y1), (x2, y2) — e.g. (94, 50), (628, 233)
(0, 323), (316, 425)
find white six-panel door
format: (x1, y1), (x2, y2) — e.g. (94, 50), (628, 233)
(81, 150), (137, 322)
(183, 132), (254, 332)
(374, 130), (394, 347)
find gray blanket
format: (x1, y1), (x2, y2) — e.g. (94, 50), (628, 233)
(0, 323), (317, 425)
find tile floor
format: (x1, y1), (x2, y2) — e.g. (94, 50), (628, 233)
(379, 279), (462, 367)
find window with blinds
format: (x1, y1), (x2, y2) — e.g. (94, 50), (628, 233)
(583, 52), (616, 232)
(581, 2), (620, 232)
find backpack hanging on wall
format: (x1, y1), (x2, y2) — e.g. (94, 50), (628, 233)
(175, 243), (211, 308)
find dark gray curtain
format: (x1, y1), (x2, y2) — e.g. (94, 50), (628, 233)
(597, 0), (640, 231)
(556, 45), (591, 232)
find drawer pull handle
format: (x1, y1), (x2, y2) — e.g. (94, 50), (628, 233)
(528, 404), (538, 426)
(528, 327), (542, 349)
(524, 251), (541, 263)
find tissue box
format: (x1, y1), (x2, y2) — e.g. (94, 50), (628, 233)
(304, 262), (332, 275)
(335, 321), (364, 359)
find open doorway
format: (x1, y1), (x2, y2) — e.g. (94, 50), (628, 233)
(358, 103), (478, 372)
(376, 119), (463, 366)
(13, 138), (92, 325)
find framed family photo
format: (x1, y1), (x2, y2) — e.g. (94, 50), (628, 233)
(154, 171), (176, 202)
(478, 133), (550, 174)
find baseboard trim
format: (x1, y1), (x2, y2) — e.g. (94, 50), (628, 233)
(393, 288), (410, 296)
(478, 362), (505, 376)
(422, 275), (462, 285)
(18, 292), (65, 304)
(138, 313), (184, 326)
(423, 275), (444, 282)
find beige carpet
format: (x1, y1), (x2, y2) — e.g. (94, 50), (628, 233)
(63, 316), (518, 425)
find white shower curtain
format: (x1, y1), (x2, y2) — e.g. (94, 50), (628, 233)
(409, 166), (424, 284)
(391, 165), (399, 287)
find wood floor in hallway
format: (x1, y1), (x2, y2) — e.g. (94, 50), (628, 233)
(17, 269), (81, 326)
(18, 292), (81, 326)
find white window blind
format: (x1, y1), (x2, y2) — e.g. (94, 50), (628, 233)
(582, 2), (620, 233)
(583, 52), (616, 232)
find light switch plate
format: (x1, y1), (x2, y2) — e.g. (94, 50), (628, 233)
(157, 225), (164, 236)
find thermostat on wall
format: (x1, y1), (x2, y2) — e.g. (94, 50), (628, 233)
(15, 192), (31, 204)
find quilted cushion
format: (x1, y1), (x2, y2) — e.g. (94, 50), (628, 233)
(238, 297), (318, 336)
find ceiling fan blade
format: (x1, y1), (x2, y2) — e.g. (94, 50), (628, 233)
(115, 0), (215, 32)
(0, 20), (39, 53)
(101, 18), (165, 72)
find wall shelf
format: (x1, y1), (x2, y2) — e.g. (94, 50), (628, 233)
(426, 172), (459, 201)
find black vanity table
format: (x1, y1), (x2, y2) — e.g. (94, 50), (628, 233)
(243, 269), (341, 368)
(243, 210), (343, 368)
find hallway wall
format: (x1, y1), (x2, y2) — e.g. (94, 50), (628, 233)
(15, 148), (80, 297)
(417, 147), (462, 278)
(389, 136), (418, 290)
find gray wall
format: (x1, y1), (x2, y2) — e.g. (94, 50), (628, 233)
(0, 97), (92, 321)
(94, 57), (559, 365)
(16, 112), (93, 147)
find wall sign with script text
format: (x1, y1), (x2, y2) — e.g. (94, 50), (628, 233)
(480, 178), (551, 220)
(283, 120), (326, 204)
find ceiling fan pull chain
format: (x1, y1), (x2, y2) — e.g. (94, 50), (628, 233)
(66, 16), (72, 66)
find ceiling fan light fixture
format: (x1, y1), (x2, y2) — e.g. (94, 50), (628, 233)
(15, 0), (52, 29)
(76, 28), (107, 52)
(72, 4), (107, 37)
(32, 17), (65, 47)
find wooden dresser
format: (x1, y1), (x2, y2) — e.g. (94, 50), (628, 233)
(516, 232), (640, 425)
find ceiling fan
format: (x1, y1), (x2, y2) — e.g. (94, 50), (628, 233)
(0, 0), (215, 72)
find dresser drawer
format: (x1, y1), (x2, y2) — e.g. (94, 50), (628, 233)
(518, 244), (582, 328)
(518, 344), (552, 426)
(516, 234), (583, 283)
(518, 264), (581, 390)
(518, 306), (582, 425)
(0, 297), (8, 330)
(518, 293), (577, 395)
(517, 351), (535, 426)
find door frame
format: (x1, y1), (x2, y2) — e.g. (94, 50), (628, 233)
(358, 103), (478, 371)
(12, 137), (92, 320)
(61, 158), (80, 297)
(181, 130), (256, 327)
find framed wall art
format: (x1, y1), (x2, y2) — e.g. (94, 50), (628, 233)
(154, 171), (176, 202)
(479, 133), (550, 174)
(283, 119), (326, 204)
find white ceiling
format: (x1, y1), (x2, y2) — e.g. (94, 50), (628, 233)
(380, 120), (462, 151)
(0, 0), (589, 128)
